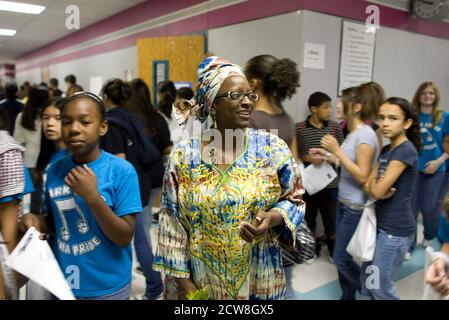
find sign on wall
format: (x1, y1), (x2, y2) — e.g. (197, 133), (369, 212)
(303, 42), (326, 70)
(89, 76), (103, 96)
(338, 20), (376, 94)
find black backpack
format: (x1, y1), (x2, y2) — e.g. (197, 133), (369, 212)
(106, 108), (162, 168)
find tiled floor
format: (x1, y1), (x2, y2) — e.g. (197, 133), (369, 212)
(130, 218), (431, 300)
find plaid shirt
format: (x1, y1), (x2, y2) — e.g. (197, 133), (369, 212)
(0, 130), (25, 199)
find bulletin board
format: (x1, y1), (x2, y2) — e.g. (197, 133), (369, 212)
(137, 35), (205, 102)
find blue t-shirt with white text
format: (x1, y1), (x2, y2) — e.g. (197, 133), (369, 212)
(419, 112), (449, 172)
(44, 150), (142, 297)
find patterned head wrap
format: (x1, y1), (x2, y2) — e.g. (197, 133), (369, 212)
(173, 56), (245, 128)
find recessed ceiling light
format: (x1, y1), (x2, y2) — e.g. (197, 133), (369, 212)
(0, 1), (45, 14)
(0, 28), (16, 36)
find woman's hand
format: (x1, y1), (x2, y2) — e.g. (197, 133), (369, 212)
(321, 135), (340, 154)
(239, 210), (283, 243)
(425, 258), (449, 296)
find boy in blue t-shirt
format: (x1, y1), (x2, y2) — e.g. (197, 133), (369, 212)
(22, 92), (142, 299)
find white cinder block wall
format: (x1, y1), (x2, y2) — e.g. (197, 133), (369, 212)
(209, 10), (449, 123)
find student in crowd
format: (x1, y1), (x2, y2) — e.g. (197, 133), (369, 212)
(126, 78), (172, 300)
(408, 81), (449, 258)
(177, 87), (194, 101)
(311, 86), (378, 300)
(25, 98), (69, 300)
(18, 82), (31, 103)
(296, 92), (343, 259)
(245, 54), (299, 158)
(157, 80), (178, 141)
(340, 82), (385, 152)
(359, 82), (385, 151)
(128, 79), (172, 158)
(14, 86), (48, 171)
(48, 78), (63, 98)
(0, 81), (24, 135)
(100, 79), (159, 214)
(173, 86), (204, 144)
(40, 98), (69, 167)
(154, 56), (305, 300)
(64, 75), (83, 97)
(14, 86), (49, 213)
(361, 97), (419, 299)
(21, 92), (142, 299)
(0, 108), (26, 299)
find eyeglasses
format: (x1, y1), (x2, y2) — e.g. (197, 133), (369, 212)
(215, 91), (259, 102)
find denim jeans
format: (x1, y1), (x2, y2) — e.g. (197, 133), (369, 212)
(410, 172), (446, 252)
(333, 201), (363, 300)
(360, 229), (414, 300)
(134, 187), (163, 299)
(76, 282), (131, 300)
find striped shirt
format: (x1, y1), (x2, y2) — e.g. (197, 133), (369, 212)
(296, 117), (343, 189)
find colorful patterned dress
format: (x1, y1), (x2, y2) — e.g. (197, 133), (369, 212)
(153, 128), (305, 300)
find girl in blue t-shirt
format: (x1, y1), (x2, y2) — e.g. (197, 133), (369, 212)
(22, 92), (142, 300)
(410, 82), (449, 255)
(362, 97), (420, 299)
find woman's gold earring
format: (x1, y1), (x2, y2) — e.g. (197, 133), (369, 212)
(210, 108), (217, 129)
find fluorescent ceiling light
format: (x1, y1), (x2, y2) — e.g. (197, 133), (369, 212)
(0, 1), (45, 14)
(0, 28), (16, 36)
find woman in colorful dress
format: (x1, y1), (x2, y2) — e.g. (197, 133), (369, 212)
(153, 56), (305, 300)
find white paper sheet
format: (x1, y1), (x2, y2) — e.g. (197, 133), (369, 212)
(5, 227), (75, 300)
(301, 162), (337, 196)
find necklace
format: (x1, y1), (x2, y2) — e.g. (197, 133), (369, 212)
(208, 142), (217, 165)
(206, 132), (246, 166)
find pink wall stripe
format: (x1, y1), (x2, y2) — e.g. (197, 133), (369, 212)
(16, 0), (449, 72)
